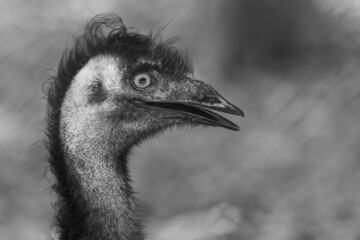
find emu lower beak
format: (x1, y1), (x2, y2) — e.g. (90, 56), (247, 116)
(137, 79), (244, 131)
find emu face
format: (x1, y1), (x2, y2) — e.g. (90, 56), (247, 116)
(60, 54), (243, 152)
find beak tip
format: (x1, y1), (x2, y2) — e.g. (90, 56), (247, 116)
(239, 109), (245, 118)
(224, 101), (244, 117)
(226, 123), (241, 131)
(232, 107), (244, 117)
(231, 125), (241, 131)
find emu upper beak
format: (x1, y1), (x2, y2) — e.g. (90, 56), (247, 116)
(135, 78), (244, 131)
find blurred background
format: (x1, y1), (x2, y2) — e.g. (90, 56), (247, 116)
(1, 0), (360, 239)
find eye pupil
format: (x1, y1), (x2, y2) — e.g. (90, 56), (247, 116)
(133, 74), (151, 89)
(139, 78), (147, 85)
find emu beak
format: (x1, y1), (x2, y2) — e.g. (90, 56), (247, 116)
(135, 79), (244, 131)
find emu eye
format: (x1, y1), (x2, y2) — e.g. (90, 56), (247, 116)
(133, 74), (151, 89)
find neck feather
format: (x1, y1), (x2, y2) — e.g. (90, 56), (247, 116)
(53, 131), (144, 240)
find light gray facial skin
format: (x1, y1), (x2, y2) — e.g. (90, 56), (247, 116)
(61, 56), (122, 153)
(60, 55), (185, 156)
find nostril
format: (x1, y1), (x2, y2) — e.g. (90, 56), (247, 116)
(202, 96), (221, 104)
(191, 95), (202, 101)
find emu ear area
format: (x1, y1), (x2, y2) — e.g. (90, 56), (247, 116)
(59, 55), (133, 139)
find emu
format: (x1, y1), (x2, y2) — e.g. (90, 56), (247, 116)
(45, 13), (243, 240)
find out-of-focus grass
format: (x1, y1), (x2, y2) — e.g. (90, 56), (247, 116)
(1, 1), (360, 240)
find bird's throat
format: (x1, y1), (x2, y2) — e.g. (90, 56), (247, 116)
(60, 132), (143, 240)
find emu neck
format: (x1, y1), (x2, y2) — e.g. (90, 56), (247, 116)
(67, 143), (140, 239)
(60, 129), (143, 240)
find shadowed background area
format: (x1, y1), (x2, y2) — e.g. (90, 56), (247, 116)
(1, 0), (360, 239)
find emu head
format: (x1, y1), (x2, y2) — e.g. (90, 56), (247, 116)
(57, 15), (243, 154)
